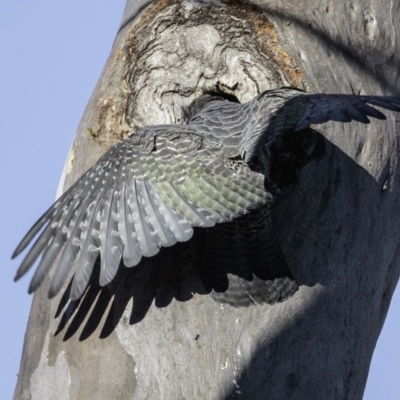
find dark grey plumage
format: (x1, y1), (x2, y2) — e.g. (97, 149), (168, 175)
(12, 87), (400, 306)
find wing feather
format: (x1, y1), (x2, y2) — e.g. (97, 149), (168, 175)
(98, 155), (127, 287)
(47, 197), (92, 297)
(295, 94), (400, 131)
(13, 196), (74, 281)
(353, 102), (385, 119)
(47, 158), (120, 297)
(118, 183), (142, 268)
(11, 190), (71, 259)
(99, 190), (124, 287)
(28, 196), (82, 294)
(13, 125), (273, 299)
(138, 180), (176, 246)
(14, 162), (109, 283)
(145, 181), (193, 242)
(67, 158), (121, 299)
(174, 154), (247, 215)
(69, 194), (103, 300)
(153, 180), (214, 227)
(137, 151), (178, 246)
(129, 178), (159, 257)
(16, 90), (400, 302)
(366, 98), (400, 111)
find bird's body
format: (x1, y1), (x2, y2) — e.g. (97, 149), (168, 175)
(12, 88), (400, 306)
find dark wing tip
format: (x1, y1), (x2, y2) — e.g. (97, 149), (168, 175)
(12, 239), (32, 260)
(295, 93), (399, 131)
(11, 237), (33, 259)
(47, 286), (59, 299)
(11, 248), (20, 260)
(28, 278), (42, 295)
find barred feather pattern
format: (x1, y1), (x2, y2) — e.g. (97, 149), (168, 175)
(12, 87), (400, 306)
(202, 205), (297, 306)
(188, 88), (400, 163)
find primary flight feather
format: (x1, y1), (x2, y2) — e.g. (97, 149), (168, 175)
(12, 87), (400, 306)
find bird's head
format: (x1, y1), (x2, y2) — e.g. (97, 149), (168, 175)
(182, 92), (239, 123)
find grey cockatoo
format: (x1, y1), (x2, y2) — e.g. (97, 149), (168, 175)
(12, 88), (400, 306)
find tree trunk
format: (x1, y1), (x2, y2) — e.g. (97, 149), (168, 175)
(14, 1), (400, 399)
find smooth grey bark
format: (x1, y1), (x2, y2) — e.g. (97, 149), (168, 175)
(14, 1), (400, 399)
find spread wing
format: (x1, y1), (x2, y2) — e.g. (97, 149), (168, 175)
(294, 93), (400, 131)
(201, 90), (400, 164)
(12, 125), (270, 300)
(240, 90), (400, 163)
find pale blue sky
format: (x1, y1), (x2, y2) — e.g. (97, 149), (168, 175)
(0, 2), (398, 399)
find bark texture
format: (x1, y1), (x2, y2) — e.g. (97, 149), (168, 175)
(14, 1), (400, 399)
